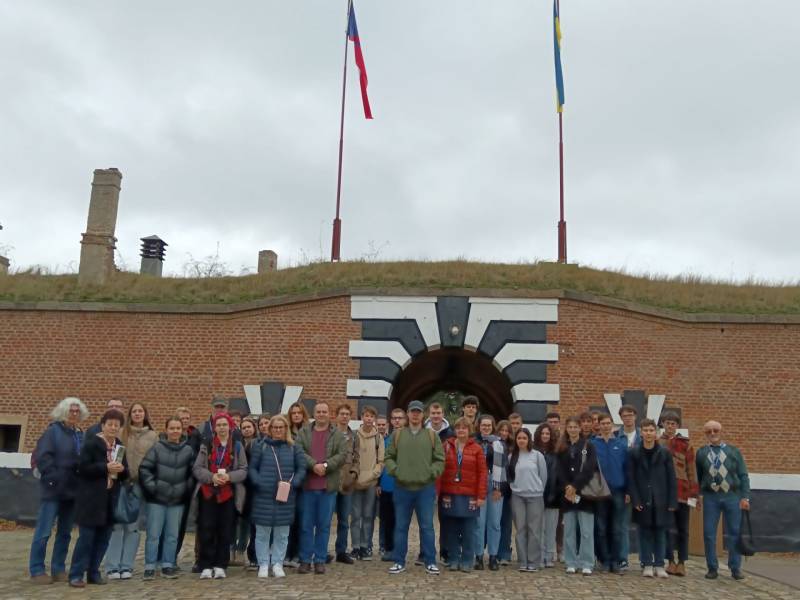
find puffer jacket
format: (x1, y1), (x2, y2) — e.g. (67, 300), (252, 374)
(248, 437), (306, 527)
(121, 425), (158, 483)
(34, 421), (83, 501)
(353, 426), (384, 490)
(139, 438), (195, 506)
(438, 437), (488, 499)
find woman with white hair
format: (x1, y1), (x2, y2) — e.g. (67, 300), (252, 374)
(29, 397), (89, 584)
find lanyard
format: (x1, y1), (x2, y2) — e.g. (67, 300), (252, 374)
(215, 444), (228, 468)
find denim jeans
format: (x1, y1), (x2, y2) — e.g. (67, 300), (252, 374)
(498, 488), (513, 561)
(255, 524), (290, 567)
(392, 483), (436, 567)
(144, 503), (183, 570)
(334, 492), (353, 554)
(639, 525), (666, 567)
(511, 495), (544, 567)
(702, 493), (743, 572)
(69, 525), (113, 583)
(563, 510), (594, 570)
(299, 490), (336, 564)
(594, 490), (626, 567)
(106, 487), (144, 573)
(541, 508), (559, 564)
(29, 498), (75, 577)
(233, 515), (250, 553)
(350, 487), (377, 551)
(442, 516), (477, 569)
(621, 500), (631, 563)
(474, 481), (503, 558)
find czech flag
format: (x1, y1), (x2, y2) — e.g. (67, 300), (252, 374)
(348, 2), (373, 119)
(553, 0), (565, 113)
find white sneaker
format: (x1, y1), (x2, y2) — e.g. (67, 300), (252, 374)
(257, 565), (270, 578)
(565, 567), (576, 574)
(655, 566), (669, 578)
(212, 567), (226, 579)
(119, 570), (132, 580)
(642, 566), (654, 577)
(200, 568), (213, 579)
(272, 564), (286, 578)
(107, 571), (121, 580)
(581, 568), (592, 576)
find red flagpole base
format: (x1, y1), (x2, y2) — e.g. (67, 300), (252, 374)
(557, 220), (567, 264)
(331, 218), (342, 262)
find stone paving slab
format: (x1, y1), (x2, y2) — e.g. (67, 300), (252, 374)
(1, 528), (797, 600)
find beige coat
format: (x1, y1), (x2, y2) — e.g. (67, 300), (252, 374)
(353, 426), (384, 490)
(122, 425), (158, 482)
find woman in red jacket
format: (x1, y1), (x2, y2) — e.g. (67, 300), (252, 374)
(438, 417), (487, 571)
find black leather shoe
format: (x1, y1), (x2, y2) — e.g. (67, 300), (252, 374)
(488, 556), (499, 571)
(705, 570), (718, 579)
(336, 552), (355, 565)
(474, 556), (484, 570)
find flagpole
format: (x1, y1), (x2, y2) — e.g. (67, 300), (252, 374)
(331, 0), (352, 262)
(557, 110), (567, 263)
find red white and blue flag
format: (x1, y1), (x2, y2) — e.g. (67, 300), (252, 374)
(347, 2), (372, 119)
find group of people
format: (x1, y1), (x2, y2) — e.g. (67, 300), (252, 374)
(28, 393), (752, 587)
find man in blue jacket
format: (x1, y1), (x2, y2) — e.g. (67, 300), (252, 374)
(592, 413), (629, 574)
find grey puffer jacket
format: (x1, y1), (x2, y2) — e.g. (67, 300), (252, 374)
(139, 439), (195, 506)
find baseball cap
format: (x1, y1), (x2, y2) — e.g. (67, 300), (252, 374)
(407, 400), (424, 412)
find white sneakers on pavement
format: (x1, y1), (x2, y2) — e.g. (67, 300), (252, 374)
(655, 566), (669, 578)
(212, 567), (226, 579)
(199, 568), (213, 579)
(642, 566), (655, 577)
(272, 564), (286, 578)
(257, 565), (270, 578)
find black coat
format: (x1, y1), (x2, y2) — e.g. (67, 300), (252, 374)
(34, 421), (83, 501)
(542, 451), (560, 508)
(627, 444), (678, 528)
(139, 439), (195, 506)
(556, 438), (598, 512)
(74, 434), (129, 528)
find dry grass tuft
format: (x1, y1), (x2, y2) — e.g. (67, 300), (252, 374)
(1, 261), (798, 314)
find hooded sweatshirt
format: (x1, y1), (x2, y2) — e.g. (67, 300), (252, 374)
(354, 425), (385, 490)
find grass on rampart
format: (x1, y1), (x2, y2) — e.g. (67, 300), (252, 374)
(1, 261), (798, 315)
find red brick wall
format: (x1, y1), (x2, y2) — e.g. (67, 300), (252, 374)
(0, 297), (359, 452)
(2, 294), (798, 474)
(549, 300), (800, 473)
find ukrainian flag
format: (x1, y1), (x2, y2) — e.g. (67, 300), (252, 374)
(553, 0), (565, 113)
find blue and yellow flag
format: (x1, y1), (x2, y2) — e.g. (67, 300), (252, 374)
(553, 0), (565, 113)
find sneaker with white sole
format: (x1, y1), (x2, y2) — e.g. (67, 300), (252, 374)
(257, 565), (269, 578)
(120, 570), (132, 580)
(566, 567), (576, 574)
(107, 571), (121, 581)
(284, 559), (299, 568)
(272, 564), (286, 578)
(388, 563), (406, 574)
(200, 569), (213, 579)
(582, 568), (592, 576)
(425, 564), (440, 575)
(642, 566), (654, 577)
(212, 567), (226, 579)
(655, 567), (668, 578)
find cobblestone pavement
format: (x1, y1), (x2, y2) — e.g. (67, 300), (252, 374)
(1, 526), (796, 600)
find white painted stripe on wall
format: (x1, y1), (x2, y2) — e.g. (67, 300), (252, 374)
(603, 393), (624, 425)
(511, 383), (560, 403)
(243, 385), (262, 415)
(464, 298), (559, 350)
(351, 296), (441, 349)
(646, 395), (666, 422)
(346, 378), (392, 399)
(493, 342), (559, 370)
(280, 386), (304, 414)
(749, 474), (800, 491)
(349, 340), (411, 368)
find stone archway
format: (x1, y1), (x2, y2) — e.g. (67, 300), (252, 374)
(390, 348), (514, 420)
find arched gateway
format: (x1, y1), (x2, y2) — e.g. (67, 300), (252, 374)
(346, 296), (560, 422)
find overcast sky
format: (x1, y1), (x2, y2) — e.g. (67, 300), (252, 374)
(1, 1), (798, 282)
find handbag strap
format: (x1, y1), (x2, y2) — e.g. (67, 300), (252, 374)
(270, 444), (294, 483)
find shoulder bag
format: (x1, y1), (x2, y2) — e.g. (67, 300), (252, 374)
(579, 444), (611, 500)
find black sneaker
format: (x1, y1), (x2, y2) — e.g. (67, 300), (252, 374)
(143, 570), (155, 581)
(350, 549), (362, 561)
(362, 548), (373, 561)
(705, 570), (719, 579)
(731, 570), (746, 581)
(191, 564), (201, 574)
(474, 556), (484, 570)
(161, 567), (178, 579)
(336, 552), (355, 565)
(381, 553), (395, 562)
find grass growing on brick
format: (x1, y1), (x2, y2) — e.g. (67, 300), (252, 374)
(1, 260), (799, 314)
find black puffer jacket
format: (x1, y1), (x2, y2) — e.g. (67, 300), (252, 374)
(139, 439), (195, 506)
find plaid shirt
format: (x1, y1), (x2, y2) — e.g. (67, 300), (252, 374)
(661, 433), (699, 502)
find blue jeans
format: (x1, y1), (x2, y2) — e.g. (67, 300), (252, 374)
(474, 484), (503, 558)
(255, 524), (290, 566)
(350, 487), (377, 551)
(29, 498), (75, 577)
(498, 489), (513, 561)
(443, 516), (477, 569)
(594, 490), (626, 567)
(106, 487), (144, 573)
(392, 483), (436, 567)
(144, 503), (183, 570)
(299, 490), (336, 564)
(69, 525), (113, 583)
(563, 510), (594, 570)
(702, 493), (742, 572)
(638, 525), (666, 567)
(621, 501), (631, 563)
(334, 492), (353, 554)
